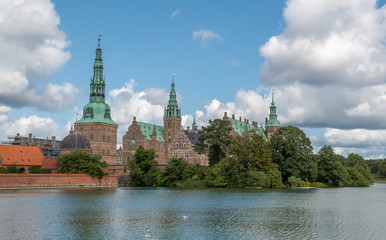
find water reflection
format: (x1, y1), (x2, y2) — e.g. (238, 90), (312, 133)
(1, 185), (386, 239)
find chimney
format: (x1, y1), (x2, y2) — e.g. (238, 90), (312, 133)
(187, 126), (190, 132)
(29, 133), (32, 139)
(239, 117), (242, 121)
(224, 112), (227, 117)
(244, 118), (246, 123)
(247, 119), (249, 124)
(232, 114), (235, 119)
(265, 117), (268, 126)
(52, 136), (56, 142)
(133, 116), (136, 122)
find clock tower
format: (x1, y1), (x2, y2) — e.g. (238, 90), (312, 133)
(164, 73), (182, 143)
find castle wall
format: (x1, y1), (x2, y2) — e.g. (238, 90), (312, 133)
(0, 174), (118, 188)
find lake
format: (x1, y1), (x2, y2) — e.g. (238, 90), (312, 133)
(0, 184), (385, 240)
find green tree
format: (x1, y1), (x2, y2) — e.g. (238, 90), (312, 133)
(228, 132), (273, 172)
(194, 119), (233, 166)
(128, 146), (159, 186)
(158, 157), (188, 186)
(316, 146), (348, 187)
(345, 153), (373, 186)
(57, 150), (108, 179)
(366, 159), (383, 175)
(270, 126), (317, 182)
(378, 160), (386, 178)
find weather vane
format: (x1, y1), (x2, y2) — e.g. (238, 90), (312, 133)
(98, 34), (102, 47)
(172, 73), (175, 82)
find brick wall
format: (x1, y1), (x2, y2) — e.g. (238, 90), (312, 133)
(0, 174), (118, 188)
(77, 123), (118, 164)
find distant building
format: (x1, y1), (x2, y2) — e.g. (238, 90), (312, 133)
(122, 75), (208, 165)
(60, 128), (91, 155)
(75, 38), (118, 165)
(8, 133), (60, 159)
(0, 145), (45, 173)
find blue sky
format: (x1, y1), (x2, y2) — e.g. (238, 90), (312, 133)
(2, 0), (386, 159)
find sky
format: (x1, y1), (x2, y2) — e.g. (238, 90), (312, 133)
(1, 0), (386, 159)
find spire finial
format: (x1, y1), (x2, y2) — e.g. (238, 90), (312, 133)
(172, 72), (175, 83)
(272, 88), (275, 104)
(98, 34), (102, 48)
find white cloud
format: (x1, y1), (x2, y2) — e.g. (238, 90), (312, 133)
(231, 57), (241, 66)
(0, 0), (76, 111)
(1, 115), (59, 139)
(0, 105), (11, 124)
(193, 29), (222, 48)
(108, 79), (178, 143)
(170, 9), (182, 20)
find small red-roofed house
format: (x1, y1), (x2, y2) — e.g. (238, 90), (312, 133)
(0, 145), (45, 173)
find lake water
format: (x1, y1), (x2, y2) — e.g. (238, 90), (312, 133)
(0, 184), (385, 240)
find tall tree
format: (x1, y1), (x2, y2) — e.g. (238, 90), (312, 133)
(345, 153), (373, 186)
(194, 119), (233, 166)
(316, 146), (347, 187)
(128, 146), (159, 186)
(270, 126), (317, 182)
(378, 159), (386, 178)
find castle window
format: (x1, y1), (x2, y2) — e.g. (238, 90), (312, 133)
(91, 127), (93, 130)
(108, 136), (110, 142)
(184, 144), (186, 147)
(107, 149), (109, 155)
(185, 152), (189, 158)
(90, 134), (93, 140)
(176, 143), (179, 147)
(102, 149), (105, 155)
(173, 152), (177, 158)
(103, 136), (105, 142)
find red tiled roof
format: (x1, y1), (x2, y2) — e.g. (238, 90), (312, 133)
(0, 145), (44, 166)
(42, 159), (58, 170)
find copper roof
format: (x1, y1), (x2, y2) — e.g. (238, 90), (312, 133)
(0, 145), (44, 166)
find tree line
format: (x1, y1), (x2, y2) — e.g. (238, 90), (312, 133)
(128, 119), (376, 188)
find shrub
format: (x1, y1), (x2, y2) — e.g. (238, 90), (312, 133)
(287, 176), (302, 187)
(28, 166), (50, 174)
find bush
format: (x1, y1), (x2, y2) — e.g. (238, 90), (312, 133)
(268, 164), (283, 188)
(287, 176), (302, 187)
(28, 166), (50, 174)
(0, 167), (7, 173)
(247, 170), (270, 188)
(57, 150), (108, 179)
(300, 181), (327, 187)
(7, 164), (20, 173)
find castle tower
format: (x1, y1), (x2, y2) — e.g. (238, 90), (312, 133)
(164, 73), (182, 143)
(265, 90), (281, 141)
(76, 37), (118, 164)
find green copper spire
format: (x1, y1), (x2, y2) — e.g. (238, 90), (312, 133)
(266, 90), (280, 127)
(164, 73), (181, 118)
(77, 36), (117, 126)
(90, 35), (105, 103)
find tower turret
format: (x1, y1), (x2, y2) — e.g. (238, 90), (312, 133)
(265, 90), (281, 141)
(164, 73), (181, 118)
(266, 91), (280, 127)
